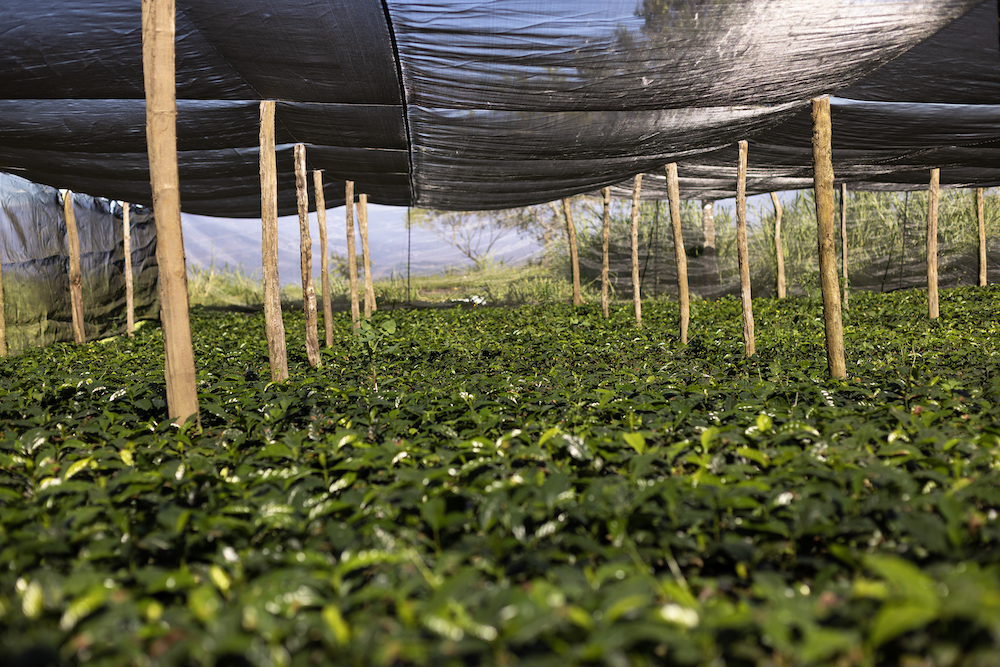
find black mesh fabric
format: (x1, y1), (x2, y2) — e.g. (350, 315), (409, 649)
(0, 0), (993, 216)
(574, 188), (1000, 304)
(0, 172), (158, 352)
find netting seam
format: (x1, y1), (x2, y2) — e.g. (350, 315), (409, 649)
(378, 0), (414, 207)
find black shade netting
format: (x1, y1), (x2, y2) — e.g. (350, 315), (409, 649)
(573, 187), (1000, 303)
(0, 0), (993, 215)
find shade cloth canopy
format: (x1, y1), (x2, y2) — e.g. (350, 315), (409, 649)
(0, 0), (994, 215)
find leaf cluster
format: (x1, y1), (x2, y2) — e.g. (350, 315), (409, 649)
(2, 288), (1000, 665)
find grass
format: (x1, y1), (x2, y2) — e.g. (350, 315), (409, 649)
(188, 260), (600, 310)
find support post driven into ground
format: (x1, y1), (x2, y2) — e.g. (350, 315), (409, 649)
(631, 174), (643, 328)
(666, 163), (688, 344)
(295, 143), (320, 367)
(346, 181), (360, 330)
(928, 168), (940, 320)
(601, 187), (611, 319)
(142, 0), (200, 423)
(258, 100), (289, 382)
(770, 192), (785, 299)
(736, 141), (755, 357)
(563, 199), (583, 306)
(811, 97), (847, 379)
(64, 191), (85, 344)
(841, 183), (849, 309)
(123, 203), (135, 336)
(315, 171), (333, 347)
(359, 194), (376, 317)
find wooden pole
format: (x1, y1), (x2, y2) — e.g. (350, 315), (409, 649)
(0, 224), (6, 356)
(811, 97), (846, 378)
(295, 144), (320, 367)
(770, 192), (786, 299)
(927, 168), (940, 319)
(142, 0), (199, 422)
(359, 193), (376, 316)
(346, 181), (360, 330)
(736, 141), (755, 357)
(123, 203), (135, 336)
(563, 198), (583, 306)
(841, 183), (849, 310)
(631, 174), (643, 327)
(701, 200), (717, 289)
(601, 186), (611, 318)
(259, 100), (289, 382)
(63, 191), (86, 344)
(314, 171), (333, 346)
(978, 187), (987, 286)
(666, 163), (689, 344)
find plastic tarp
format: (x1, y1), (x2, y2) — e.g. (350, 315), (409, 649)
(0, 0), (993, 216)
(0, 172), (158, 352)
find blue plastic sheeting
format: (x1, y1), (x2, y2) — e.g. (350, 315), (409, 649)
(0, 173), (158, 352)
(0, 0), (992, 214)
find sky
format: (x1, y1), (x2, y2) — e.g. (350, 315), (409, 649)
(179, 193), (788, 287)
(181, 203), (541, 287)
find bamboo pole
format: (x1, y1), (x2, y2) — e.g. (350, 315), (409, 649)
(736, 142), (754, 357)
(978, 187), (987, 286)
(666, 163), (689, 344)
(769, 192), (786, 299)
(295, 144), (320, 367)
(841, 183), (849, 309)
(346, 181), (360, 330)
(563, 198), (583, 306)
(631, 174), (643, 327)
(142, 0), (199, 422)
(811, 97), (846, 378)
(601, 186), (611, 319)
(0, 224), (6, 356)
(63, 191), (86, 344)
(259, 100), (288, 382)
(315, 171), (333, 346)
(359, 193), (376, 316)
(123, 203), (135, 335)
(927, 168), (940, 319)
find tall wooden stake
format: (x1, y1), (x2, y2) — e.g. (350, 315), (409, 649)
(63, 191), (86, 344)
(123, 203), (135, 335)
(315, 171), (333, 346)
(346, 181), (360, 330)
(259, 100), (288, 382)
(601, 186), (611, 318)
(978, 187), (987, 286)
(631, 174), (643, 327)
(701, 200), (718, 289)
(927, 168), (940, 319)
(736, 141), (755, 357)
(563, 198), (583, 305)
(666, 163), (689, 344)
(295, 144), (320, 367)
(770, 192), (786, 298)
(0, 224), (6, 356)
(841, 183), (849, 309)
(143, 0), (199, 422)
(359, 193), (376, 316)
(812, 97), (846, 378)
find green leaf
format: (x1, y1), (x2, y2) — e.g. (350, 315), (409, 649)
(869, 601), (938, 648)
(187, 584), (222, 624)
(322, 604), (351, 645)
(623, 432), (645, 454)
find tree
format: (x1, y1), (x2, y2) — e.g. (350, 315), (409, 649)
(410, 199), (591, 269)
